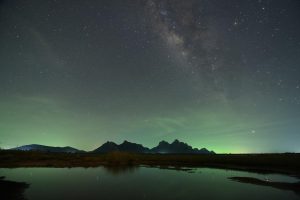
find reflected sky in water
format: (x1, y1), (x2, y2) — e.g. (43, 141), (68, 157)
(0, 167), (299, 200)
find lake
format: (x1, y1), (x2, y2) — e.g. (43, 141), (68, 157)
(0, 167), (299, 200)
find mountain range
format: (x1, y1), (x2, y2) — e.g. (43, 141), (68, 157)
(10, 140), (215, 154)
(150, 139), (214, 154)
(11, 144), (82, 153)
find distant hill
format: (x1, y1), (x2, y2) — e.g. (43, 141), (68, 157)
(11, 144), (83, 153)
(93, 140), (150, 153)
(93, 139), (214, 154)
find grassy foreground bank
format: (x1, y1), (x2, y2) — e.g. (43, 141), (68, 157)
(1, 151), (300, 176)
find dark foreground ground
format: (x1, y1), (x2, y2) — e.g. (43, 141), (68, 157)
(229, 177), (300, 195)
(1, 151), (300, 176)
(0, 176), (29, 200)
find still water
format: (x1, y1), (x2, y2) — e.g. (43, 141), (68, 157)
(0, 167), (299, 200)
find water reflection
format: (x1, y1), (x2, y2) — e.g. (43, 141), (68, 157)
(0, 167), (299, 200)
(103, 165), (139, 175)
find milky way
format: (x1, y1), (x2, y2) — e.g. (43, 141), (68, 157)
(145, 1), (233, 106)
(0, 0), (300, 153)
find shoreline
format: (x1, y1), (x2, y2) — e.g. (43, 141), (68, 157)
(229, 176), (300, 194)
(1, 151), (300, 178)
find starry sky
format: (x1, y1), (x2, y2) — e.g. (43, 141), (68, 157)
(0, 0), (300, 153)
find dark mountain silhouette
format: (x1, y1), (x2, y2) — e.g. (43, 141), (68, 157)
(10, 140), (215, 154)
(93, 140), (150, 153)
(119, 140), (150, 153)
(11, 144), (83, 153)
(151, 139), (214, 154)
(93, 141), (119, 153)
(151, 140), (171, 153)
(93, 139), (214, 154)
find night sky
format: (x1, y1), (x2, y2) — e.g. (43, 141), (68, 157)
(1, 0), (300, 153)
